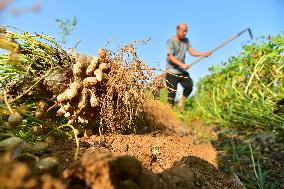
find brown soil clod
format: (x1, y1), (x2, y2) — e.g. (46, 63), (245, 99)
(62, 149), (244, 189)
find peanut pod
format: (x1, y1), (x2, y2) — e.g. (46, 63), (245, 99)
(83, 77), (98, 88)
(86, 56), (99, 76)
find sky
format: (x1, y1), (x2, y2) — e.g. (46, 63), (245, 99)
(0, 0), (284, 95)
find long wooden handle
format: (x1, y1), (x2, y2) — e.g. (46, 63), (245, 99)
(188, 28), (253, 68)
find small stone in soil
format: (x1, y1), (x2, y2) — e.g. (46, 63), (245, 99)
(36, 157), (59, 176)
(0, 137), (24, 151)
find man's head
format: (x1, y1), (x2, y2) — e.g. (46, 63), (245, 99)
(176, 23), (188, 40)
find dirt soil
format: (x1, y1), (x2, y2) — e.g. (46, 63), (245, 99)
(84, 132), (218, 173)
(0, 103), (245, 189)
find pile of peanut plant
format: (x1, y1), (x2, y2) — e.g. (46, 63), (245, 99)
(54, 45), (154, 133)
(0, 26), (155, 137)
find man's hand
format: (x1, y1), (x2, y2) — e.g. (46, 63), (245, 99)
(168, 54), (190, 70)
(202, 51), (211, 57)
(180, 64), (190, 70)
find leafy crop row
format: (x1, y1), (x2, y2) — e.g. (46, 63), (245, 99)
(192, 33), (284, 131)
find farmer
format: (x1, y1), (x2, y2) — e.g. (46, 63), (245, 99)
(166, 23), (211, 110)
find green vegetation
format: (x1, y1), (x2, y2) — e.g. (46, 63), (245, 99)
(0, 26), (72, 85)
(188, 32), (284, 132)
(55, 17), (77, 44)
(0, 26), (78, 144)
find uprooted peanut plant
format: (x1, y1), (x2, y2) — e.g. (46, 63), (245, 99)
(0, 26), (156, 136)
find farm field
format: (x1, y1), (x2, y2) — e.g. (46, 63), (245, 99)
(0, 27), (283, 189)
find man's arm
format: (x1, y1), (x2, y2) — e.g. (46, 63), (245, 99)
(188, 48), (211, 57)
(167, 54), (189, 70)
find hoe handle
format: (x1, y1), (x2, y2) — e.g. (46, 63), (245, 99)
(188, 28), (253, 68)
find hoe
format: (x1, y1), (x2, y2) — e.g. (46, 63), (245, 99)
(188, 28), (253, 68)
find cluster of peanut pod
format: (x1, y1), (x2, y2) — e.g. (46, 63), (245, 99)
(56, 49), (111, 124)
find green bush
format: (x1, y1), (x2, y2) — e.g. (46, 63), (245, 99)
(191, 32), (284, 131)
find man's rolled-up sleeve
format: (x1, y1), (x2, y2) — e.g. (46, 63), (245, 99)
(186, 39), (192, 49)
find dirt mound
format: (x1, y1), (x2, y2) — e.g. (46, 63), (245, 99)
(63, 150), (243, 189)
(0, 131), (244, 189)
(0, 106), (244, 189)
(63, 150), (142, 189)
(84, 133), (217, 173)
(143, 100), (181, 131)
